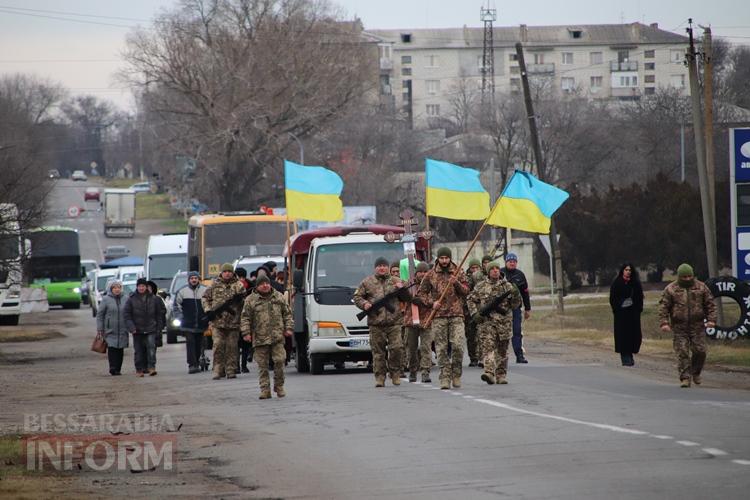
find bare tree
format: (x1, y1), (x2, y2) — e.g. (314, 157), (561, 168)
(121, 0), (375, 210)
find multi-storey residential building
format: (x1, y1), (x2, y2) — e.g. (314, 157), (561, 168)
(368, 23), (690, 128)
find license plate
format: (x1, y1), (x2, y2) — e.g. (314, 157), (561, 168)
(350, 338), (370, 348)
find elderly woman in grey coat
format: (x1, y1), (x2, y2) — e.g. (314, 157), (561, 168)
(96, 279), (129, 375)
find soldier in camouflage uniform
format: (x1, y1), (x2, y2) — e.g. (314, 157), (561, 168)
(404, 262), (434, 383)
(354, 257), (406, 387)
(658, 263), (716, 387)
(241, 275), (294, 399)
(417, 247), (470, 390)
(202, 263), (246, 380)
(468, 261), (521, 384)
(464, 258), (482, 367)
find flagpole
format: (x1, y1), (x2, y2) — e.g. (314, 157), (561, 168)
(425, 214), (432, 261)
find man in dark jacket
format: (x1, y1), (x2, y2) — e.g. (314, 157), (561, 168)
(124, 278), (166, 376)
(174, 271), (208, 374)
(501, 253), (532, 364)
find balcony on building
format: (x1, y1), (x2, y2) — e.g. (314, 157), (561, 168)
(380, 58), (393, 72)
(610, 61), (638, 71)
(526, 63), (555, 74)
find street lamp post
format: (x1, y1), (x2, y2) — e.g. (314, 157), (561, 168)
(288, 132), (304, 164)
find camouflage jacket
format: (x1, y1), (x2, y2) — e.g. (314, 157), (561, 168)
(417, 261), (470, 318)
(403, 283), (433, 328)
(658, 279), (717, 328)
(353, 274), (404, 326)
(240, 289), (293, 347)
(201, 276), (246, 329)
(467, 277), (521, 334)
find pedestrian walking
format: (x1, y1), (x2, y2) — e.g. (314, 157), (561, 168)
(147, 280), (167, 348)
(658, 263), (716, 387)
(609, 263), (644, 366)
(235, 267), (253, 373)
(240, 275), (294, 399)
(464, 258), (482, 367)
(501, 253), (532, 363)
(417, 247), (470, 390)
(173, 271), (208, 374)
(353, 257), (407, 387)
(468, 261), (521, 384)
(96, 279), (128, 375)
(202, 263), (246, 380)
(404, 262), (433, 383)
(123, 278), (165, 376)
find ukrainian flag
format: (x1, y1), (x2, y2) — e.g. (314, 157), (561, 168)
(425, 159), (490, 220)
(284, 160), (344, 221)
(487, 170), (569, 234)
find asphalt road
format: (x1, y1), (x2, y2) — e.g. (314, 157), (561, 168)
(3, 180), (750, 499)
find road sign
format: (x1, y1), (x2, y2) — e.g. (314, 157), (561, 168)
(67, 205), (80, 218)
(730, 128), (750, 278)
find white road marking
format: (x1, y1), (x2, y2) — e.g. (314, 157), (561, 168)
(703, 448), (728, 456)
(650, 435), (674, 440)
(676, 440), (700, 447)
(732, 459), (750, 465)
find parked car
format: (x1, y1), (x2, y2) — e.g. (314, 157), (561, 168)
(84, 187), (100, 202)
(103, 245), (130, 262)
(164, 271), (189, 344)
(90, 268), (118, 317)
(79, 260), (98, 305)
(48, 169), (61, 179)
(129, 182), (152, 193)
(71, 170), (88, 182)
(233, 255), (285, 277)
(116, 265), (144, 283)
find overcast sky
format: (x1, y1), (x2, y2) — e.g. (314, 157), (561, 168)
(0, 0), (747, 110)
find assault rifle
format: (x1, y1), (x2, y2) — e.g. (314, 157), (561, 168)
(479, 289), (513, 317)
(356, 282), (416, 321)
(206, 292), (245, 322)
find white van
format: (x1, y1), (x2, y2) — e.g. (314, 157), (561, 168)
(145, 233), (188, 291)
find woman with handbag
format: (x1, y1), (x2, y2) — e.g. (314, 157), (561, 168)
(609, 263), (644, 366)
(96, 279), (129, 375)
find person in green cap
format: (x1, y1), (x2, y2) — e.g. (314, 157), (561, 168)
(658, 263), (717, 387)
(202, 263), (246, 380)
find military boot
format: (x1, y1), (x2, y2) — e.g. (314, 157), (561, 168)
(497, 375), (508, 384)
(391, 374), (401, 386)
(408, 372), (417, 383)
(680, 378), (691, 388)
(452, 377), (461, 389)
(259, 389), (272, 399)
(440, 380), (450, 390)
(274, 386), (286, 398)
(692, 375), (702, 385)
(481, 373), (495, 385)
(375, 377), (385, 388)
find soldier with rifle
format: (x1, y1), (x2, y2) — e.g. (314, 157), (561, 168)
(468, 261), (521, 385)
(202, 263), (246, 380)
(353, 257), (408, 388)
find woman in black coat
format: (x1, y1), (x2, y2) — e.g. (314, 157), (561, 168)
(609, 263), (644, 366)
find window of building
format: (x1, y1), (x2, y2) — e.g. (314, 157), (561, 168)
(617, 50), (630, 63)
(402, 80), (410, 89)
(590, 52), (603, 65)
(619, 75), (638, 86)
(671, 49), (683, 63)
(401, 55), (412, 64)
(533, 53), (545, 64)
(379, 45), (392, 60)
(510, 78), (521, 93)
(402, 92), (410, 101)
(426, 80), (440, 95)
(401, 33), (412, 43)
(426, 104), (440, 116)
(510, 66), (520, 74)
(561, 77), (575, 91)
(401, 67), (412, 76)
(644, 74), (655, 83)
(426, 55), (440, 67)
(644, 87), (656, 95)
(509, 53), (518, 61)
(562, 52), (574, 65)
(590, 76), (603, 91)
(569, 29), (583, 39)
(645, 50), (655, 58)
(645, 62), (655, 71)
(670, 74), (686, 88)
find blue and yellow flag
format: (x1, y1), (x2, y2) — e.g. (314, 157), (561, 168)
(487, 170), (569, 234)
(284, 160), (344, 221)
(425, 158), (490, 220)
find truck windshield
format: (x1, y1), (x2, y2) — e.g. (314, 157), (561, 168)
(314, 242), (405, 289)
(0, 234), (20, 260)
(149, 254), (186, 280)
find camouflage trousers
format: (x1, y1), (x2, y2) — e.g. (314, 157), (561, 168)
(405, 325), (433, 376)
(465, 318), (480, 363)
(370, 324), (403, 380)
(432, 317), (465, 384)
(212, 327), (239, 377)
(478, 322), (511, 378)
(673, 325), (707, 381)
(255, 342), (286, 391)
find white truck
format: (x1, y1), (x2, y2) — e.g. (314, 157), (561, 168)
(103, 189), (136, 238)
(287, 225), (429, 374)
(145, 233), (188, 291)
(0, 204), (23, 325)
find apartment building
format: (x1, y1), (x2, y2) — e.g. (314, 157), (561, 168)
(367, 23), (690, 127)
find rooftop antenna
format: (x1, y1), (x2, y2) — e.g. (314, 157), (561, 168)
(480, 3), (496, 127)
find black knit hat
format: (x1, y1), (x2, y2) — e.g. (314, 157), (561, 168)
(437, 247), (452, 258)
(136, 278), (148, 287)
(374, 257), (389, 267)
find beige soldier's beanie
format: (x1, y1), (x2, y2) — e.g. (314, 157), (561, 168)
(221, 263), (234, 273)
(487, 261), (502, 272)
(255, 275), (271, 286)
(467, 258), (481, 268)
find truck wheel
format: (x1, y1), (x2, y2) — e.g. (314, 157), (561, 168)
(166, 331), (178, 344)
(295, 333), (310, 373)
(310, 354), (325, 375)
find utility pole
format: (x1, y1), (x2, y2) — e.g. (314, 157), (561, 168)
(686, 19), (719, 280)
(702, 26), (716, 215)
(480, 4), (496, 127)
(516, 41), (564, 313)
